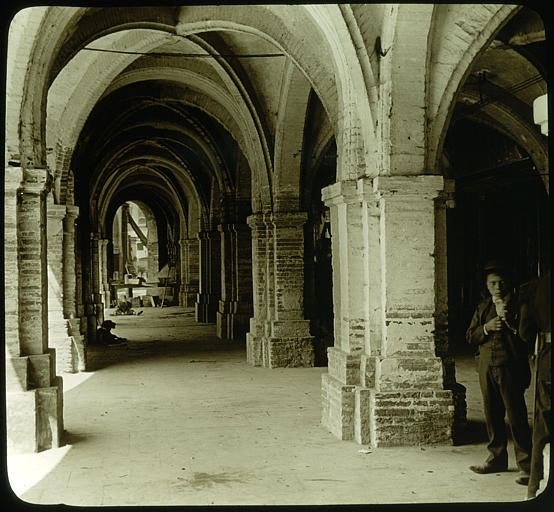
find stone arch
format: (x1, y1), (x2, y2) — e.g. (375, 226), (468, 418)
(53, 61), (265, 205)
(273, 59), (312, 211)
(426, 3), (521, 173)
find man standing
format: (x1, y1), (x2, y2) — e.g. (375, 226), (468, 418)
(466, 261), (534, 485)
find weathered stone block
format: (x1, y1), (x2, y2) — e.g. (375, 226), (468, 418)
(370, 389), (453, 447)
(36, 378), (64, 451)
(321, 373), (355, 440)
(246, 332), (263, 366)
(266, 337), (314, 368)
(5, 356), (29, 391)
(27, 353), (53, 388)
(327, 347), (361, 385)
(354, 388), (371, 444)
(6, 390), (38, 453)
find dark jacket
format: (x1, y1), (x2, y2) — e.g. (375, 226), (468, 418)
(466, 294), (534, 388)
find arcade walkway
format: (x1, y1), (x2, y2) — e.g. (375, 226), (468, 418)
(6, 307), (548, 506)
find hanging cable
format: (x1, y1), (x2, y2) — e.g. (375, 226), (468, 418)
(82, 46), (284, 58)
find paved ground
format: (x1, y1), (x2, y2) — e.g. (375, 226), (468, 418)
(6, 306), (550, 507)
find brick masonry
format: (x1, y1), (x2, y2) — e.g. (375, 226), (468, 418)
(195, 230), (221, 323)
(6, 167), (64, 453)
(216, 223), (253, 341)
(320, 177), (460, 447)
(246, 212), (314, 368)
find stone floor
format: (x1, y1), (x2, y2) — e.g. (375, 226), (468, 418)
(5, 306), (550, 507)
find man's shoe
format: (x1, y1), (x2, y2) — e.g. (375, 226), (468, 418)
(515, 472), (530, 486)
(469, 464), (508, 474)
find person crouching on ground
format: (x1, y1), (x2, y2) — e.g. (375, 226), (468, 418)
(466, 260), (534, 486)
(97, 320), (127, 345)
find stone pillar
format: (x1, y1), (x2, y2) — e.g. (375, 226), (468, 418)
(217, 223), (253, 341)
(146, 216), (159, 285)
(261, 212), (314, 368)
(195, 230), (220, 322)
(179, 238), (199, 307)
(5, 167), (64, 453)
(120, 203), (129, 278)
(370, 175), (453, 446)
(435, 179), (467, 442)
(90, 233), (104, 327)
(63, 205), (86, 372)
(233, 223), (254, 339)
(100, 239), (111, 308)
(321, 177), (455, 447)
(47, 198), (73, 375)
(320, 179), (380, 442)
(216, 223), (234, 338)
(246, 213), (267, 365)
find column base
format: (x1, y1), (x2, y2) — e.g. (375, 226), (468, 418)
(179, 284), (198, 307)
(321, 373), (356, 440)
(321, 373), (372, 443)
(262, 336), (314, 368)
(246, 318), (264, 366)
(195, 294), (217, 323)
(216, 309), (250, 341)
(370, 389), (454, 446)
(6, 376), (64, 453)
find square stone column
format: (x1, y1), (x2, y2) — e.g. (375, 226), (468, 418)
(63, 205), (86, 372)
(5, 167), (64, 453)
(179, 237), (199, 307)
(100, 239), (111, 308)
(320, 179), (380, 442)
(370, 175), (454, 446)
(261, 212), (314, 368)
(47, 197), (73, 375)
(216, 223), (234, 339)
(246, 213), (267, 365)
(195, 230), (220, 323)
(233, 223), (254, 339)
(90, 233), (104, 327)
(217, 223), (253, 341)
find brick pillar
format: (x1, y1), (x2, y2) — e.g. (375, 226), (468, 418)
(371, 176), (453, 446)
(146, 217), (159, 285)
(246, 213), (267, 365)
(320, 179), (381, 442)
(216, 223), (234, 338)
(47, 198), (73, 375)
(179, 237), (199, 307)
(195, 230), (220, 322)
(435, 179), (467, 442)
(261, 212), (314, 368)
(217, 223), (253, 341)
(5, 167), (64, 453)
(100, 239), (111, 308)
(120, 204), (129, 278)
(233, 223), (254, 339)
(63, 205), (86, 372)
(90, 233), (104, 327)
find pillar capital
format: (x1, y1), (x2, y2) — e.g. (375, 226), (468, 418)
(373, 175), (444, 199)
(47, 203), (67, 220)
(19, 168), (51, 195)
(322, 178), (378, 210)
(65, 204), (80, 220)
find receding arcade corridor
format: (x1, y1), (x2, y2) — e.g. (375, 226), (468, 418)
(8, 306), (548, 506)
(4, 4), (550, 507)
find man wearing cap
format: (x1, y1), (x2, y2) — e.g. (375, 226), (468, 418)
(466, 261), (534, 485)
